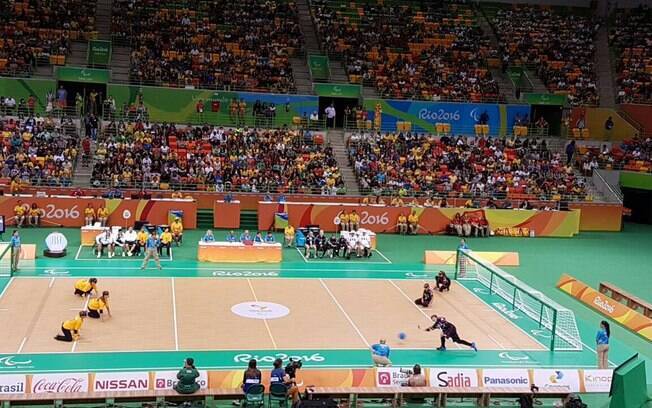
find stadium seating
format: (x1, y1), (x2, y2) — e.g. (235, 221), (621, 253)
(91, 122), (343, 193)
(0, 116), (78, 186)
(610, 7), (652, 104)
(576, 138), (652, 174)
(0, 0), (97, 76)
(112, 0), (302, 92)
(489, 5), (598, 106)
(348, 132), (589, 200)
(311, 1), (501, 102)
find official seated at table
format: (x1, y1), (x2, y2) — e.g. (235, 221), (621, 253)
(226, 230), (238, 242)
(254, 232), (264, 243)
(202, 229), (215, 242)
(265, 231), (275, 243)
(240, 230), (253, 243)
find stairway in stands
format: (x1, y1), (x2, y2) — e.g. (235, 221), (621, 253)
(594, 23), (616, 108)
(328, 129), (360, 195)
(476, 8), (517, 103)
(197, 209), (214, 229)
(95, 0), (112, 41)
(240, 211), (259, 231)
(291, 0), (322, 94)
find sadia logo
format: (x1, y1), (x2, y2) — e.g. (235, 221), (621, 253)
(431, 369), (477, 388)
(377, 372), (391, 385)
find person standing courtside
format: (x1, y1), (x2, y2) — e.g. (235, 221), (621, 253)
(141, 231), (162, 270)
(596, 321), (610, 369)
(10, 230), (21, 271)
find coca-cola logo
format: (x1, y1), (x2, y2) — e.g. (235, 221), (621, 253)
(32, 375), (88, 394)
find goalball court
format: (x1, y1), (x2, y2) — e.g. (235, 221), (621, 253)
(0, 277), (543, 355)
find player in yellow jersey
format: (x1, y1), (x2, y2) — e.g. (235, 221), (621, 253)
(84, 204), (96, 226)
(87, 291), (111, 320)
(13, 200), (26, 228)
(284, 224), (295, 247)
(54, 311), (87, 342)
(170, 217), (183, 246)
(97, 205), (109, 227)
(74, 278), (98, 297)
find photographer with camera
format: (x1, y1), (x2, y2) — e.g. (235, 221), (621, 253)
(174, 358), (200, 394)
(400, 364), (426, 387)
(285, 359), (303, 405)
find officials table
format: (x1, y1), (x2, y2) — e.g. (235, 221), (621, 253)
(197, 241), (282, 263)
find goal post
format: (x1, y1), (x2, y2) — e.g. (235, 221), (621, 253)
(455, 248), (582, 351)
(0, 243), (13, 277)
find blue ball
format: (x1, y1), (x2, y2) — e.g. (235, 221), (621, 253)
(398, 332), (407, 340)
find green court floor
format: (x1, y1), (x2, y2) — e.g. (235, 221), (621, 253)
(1, 223), (651, 406)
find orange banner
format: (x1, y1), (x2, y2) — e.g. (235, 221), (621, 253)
(424, 251), (519, 266)
(0, 196), (197, 228)
(208, 369), (375, 389)
(258, 202), (580, 237)
(557, 274), (652, 341)
(213, 201), (241, 229)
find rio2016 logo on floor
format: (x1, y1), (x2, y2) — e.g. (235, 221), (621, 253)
(233, 353), (325, 363)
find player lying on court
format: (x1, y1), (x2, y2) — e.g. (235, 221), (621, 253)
(74, 278), (98, 297)
(54, 311), (87, 342)
(421, 314), (477, 351)
(88, 291), (112, 320)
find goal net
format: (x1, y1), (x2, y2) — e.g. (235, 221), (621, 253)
(455, 248), (582, 351)
(0, 243), (13, 277)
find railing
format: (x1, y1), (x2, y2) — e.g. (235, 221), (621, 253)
(592, 169), (624, 203)
(342, 118), (551, 138)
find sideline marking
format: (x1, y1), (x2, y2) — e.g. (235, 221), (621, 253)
(246, 278), (278, 350)
(16, 337), (27, 354)
(171, 278), (179, 351)
(319, 278), (370, 348)
(0, 277), (15, 300)
(71, 295), (91, 353)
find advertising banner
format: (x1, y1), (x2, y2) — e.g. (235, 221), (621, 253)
(31, 373), (89, 394)
(92, 372), (149, 392)
(0, 197), (197, 229)
(314, 83), (361, 98)
(363, 99), (530, 135)
(56, 67), (110, 84)
(532, 369), (580, 392)
(308, 55), (330, 81)
(153, 371), (208, 390)
(375, 367), (412, 387)
(479, 369), (531, 388)
(579, 369), (613, 393)
(0, 374), (27, 394)
(424, 251), (519, 266)
(258, 202), (580, 237)
(557, 274), (652, 340)
(88, 40), (111, 66)
(428, 368), (479, 388)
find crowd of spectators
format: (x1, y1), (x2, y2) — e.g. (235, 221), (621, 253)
(0, 115), (78, 187)
(112, 0), (301, 92)
(610, 6), (652, 104)
(0, 0), (96, 75)
(576, 138), (652, 175)
(491, 6), (598, 106)
(348, 131), (589, 201)
(91, 121), (343, 194)
(312, 0), (501, 102)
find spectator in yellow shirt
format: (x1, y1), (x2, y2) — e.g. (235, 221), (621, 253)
(170, 218), (183, 246)
(10, 178), (21, 196)
(74, 278), (98, 297)
(391, 196), (404, 207)
(84, 204), (96, 226)
(284, 225), (295, 247)
(55, 311), (87, 342)
(159, 228), (173, 256)
(97, 205), (109, 227)
(349, 210), (360, 231)
(13, 200), (26, 227)
(408, 211), (420, 235)
(397, 213), (408, 235)
(87, 291), (111, 320)
(171, 191), (184, 199)
(338, 211), (349, 232)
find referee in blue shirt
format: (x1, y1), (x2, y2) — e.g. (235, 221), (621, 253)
(141, 231), (162, 270)
(10, 230), (21, 271)
(371, 339), (392, 367)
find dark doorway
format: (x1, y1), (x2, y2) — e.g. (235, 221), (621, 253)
(319, 97), (359, 128)
(57, 81), (107, 116)
(531, 104), (563, 136)
(622, 188), (652, 224)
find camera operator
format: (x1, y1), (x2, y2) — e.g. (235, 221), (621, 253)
(284, 359), (303, 404)
(400, 364), (426, 387)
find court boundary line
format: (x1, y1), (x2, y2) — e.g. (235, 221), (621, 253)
(171, 278), (179, 351)
(74, 245), (173, 262)
(71, 295), (91, 353)
(0, 277), (15, 300)
(246, 278), (278, 350)
(456, 280), (550, 350)
(387, 280), (461, 349)
(318, 278), (370, 348)
(23, 265), (442, 273)
(295, 248), (391, 265)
